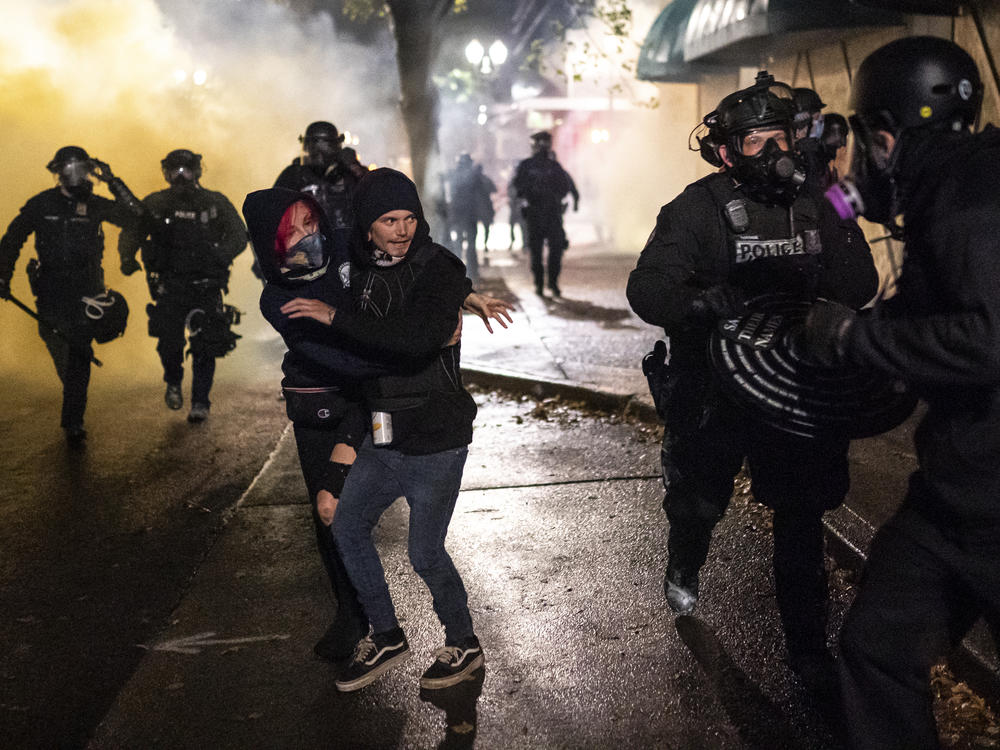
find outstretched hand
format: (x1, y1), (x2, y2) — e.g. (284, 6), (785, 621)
(280, 297), (337, 326)
(463, 292), (514, 334)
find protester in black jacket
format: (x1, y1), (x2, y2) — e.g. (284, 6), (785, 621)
(627, 72), (876, 691)
(800, 37), (1000, 750)
(279, 168), (485, 693)
(245, 178), (510, 665)
(0, 146), (141, 444)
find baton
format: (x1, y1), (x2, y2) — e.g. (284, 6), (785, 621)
(4, 292), (103, 367)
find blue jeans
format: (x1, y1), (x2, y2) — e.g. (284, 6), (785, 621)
(332, 438), (474, 642)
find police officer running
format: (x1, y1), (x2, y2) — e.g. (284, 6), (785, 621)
(512, 131), (579, 297)
(627, 72), (877, 689)
(799, 37), (1000, 750)
(119, 149), (248, 422)
(0, 146), (142, 444)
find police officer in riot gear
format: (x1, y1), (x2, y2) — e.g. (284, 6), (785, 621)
(512, 131), (579, 297)
(274, 121), (367, 261)
(627, 71), (877, 690)
(119, 149), (248, 422)
(793, 87), (850, 189)
(0, 146), (142, 444)
(800, 37), (999, 749)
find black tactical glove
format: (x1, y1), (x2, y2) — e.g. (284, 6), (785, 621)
(689, 283), (747, 321)
(120, 257), (142, 276)
(799, 299), (856, 367)
(0, 277), (10, 300)
(89, 158), (115, 183)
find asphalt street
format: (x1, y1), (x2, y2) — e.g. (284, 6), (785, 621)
(1, 231), (997, 748)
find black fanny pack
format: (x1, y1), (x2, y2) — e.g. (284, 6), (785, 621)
(282, 388), (350, 428)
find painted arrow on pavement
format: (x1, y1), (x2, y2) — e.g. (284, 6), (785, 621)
(148, 631), (291, 654)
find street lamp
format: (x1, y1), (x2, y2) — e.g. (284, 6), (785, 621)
(465, 38), (507, 75)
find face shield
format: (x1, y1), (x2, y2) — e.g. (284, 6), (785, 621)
(274, 200), (329, 282)
(163, 164), (198, 186)
(58, 158), (94, 188)
(302, 135), (340, 168)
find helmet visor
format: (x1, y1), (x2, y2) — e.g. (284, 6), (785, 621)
(59, 159), (93, 187)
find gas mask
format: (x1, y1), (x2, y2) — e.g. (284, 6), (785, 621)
(58, 159), (95, 196)
(282, 232), (327, 277)
(274, 199), (330, 283)
(824, 115), (899, 228)
(303, 137), (339, 169)
(729, 136), (805, 205)
(164, 165), (198, 187)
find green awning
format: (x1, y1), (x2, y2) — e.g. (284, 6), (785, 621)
(683, 0), (905, 65)
(636, 0), (706, 82)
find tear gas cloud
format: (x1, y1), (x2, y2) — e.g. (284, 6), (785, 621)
(0, 0), (403, 384)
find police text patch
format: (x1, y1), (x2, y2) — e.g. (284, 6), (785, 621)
(733, 235), (806, 264)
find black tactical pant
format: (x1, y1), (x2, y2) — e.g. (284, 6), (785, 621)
(839, 478), (1000, 750)
(39, 321), (93, 430)
(524, 205), (568, 291)
(660, 368), (849, 656)
(152, 287), (220, 406)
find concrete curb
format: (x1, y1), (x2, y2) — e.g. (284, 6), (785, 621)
(462, 364), (1000, 708)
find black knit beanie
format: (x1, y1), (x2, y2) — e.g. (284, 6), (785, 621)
(353, 167), (425, 232)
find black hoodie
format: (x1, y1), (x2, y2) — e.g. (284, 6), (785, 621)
(329, 168), (478, 454)
(243, 187), (386, 388)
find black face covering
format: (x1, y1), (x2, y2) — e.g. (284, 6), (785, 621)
(63, 180), (94, 199)
(824, 115), (900, 228)
(730, 137), (804, 204)
(281, 231), (327, 279)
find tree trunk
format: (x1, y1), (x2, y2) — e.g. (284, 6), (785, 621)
(386, 0), (454, 194)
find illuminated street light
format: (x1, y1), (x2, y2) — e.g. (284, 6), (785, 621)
(488, 40), (508, 67)
(465, 39), (485, 66)
(465, 38), (507, 75)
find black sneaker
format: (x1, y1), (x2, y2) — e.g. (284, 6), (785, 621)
(548, 283), (561, 298)
(420, 636), (485, 690)
(664, 564), (699, 615)
(165, 383), (183, 410)
(335, 629), (410, 692)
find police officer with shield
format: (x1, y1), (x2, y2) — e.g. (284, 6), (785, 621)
(799, 37), (1000, 749)
(0, 146), (141, 444)
(119, 149), (248, 422)
(627, 72), (877, 689)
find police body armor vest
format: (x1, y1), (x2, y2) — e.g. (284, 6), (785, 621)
(145, 190), (225, 280)
(702, 176), (825, 302)
(355, 243), (465, 412)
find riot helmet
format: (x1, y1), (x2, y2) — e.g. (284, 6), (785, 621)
(161, 148), (202, 186)
(821, 113), (849, 162)
(530, 131), (552, 155)
(792, 87), (826, 139)
(47, 145), (94, 192)
(826, 37), (983, 226)
(703, 71), (803, 203)
(299, 121), (344, 168)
